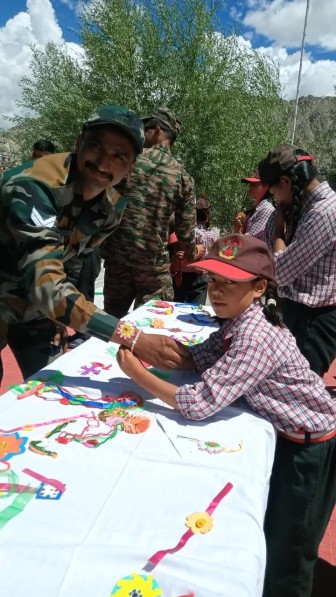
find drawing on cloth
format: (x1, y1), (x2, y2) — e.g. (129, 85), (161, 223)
(29, 403), (152, 457)
(78, 362), (112, 375)
(110, 572), (162, 596)
(177, 435), (243, 454)
(0, 432), (28, 461)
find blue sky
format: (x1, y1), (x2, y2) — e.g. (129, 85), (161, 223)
(1, 0), (335, 129)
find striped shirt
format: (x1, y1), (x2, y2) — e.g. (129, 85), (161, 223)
(175, 302), (336, 431)
(265, 181), (336, 307)
(244, 200), (274, 241)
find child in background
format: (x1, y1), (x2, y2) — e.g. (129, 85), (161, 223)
(258, 144), (336, 376)
(233, 170), (274, 241)
(117, 233), (336, 597)
(171, 195), (220, 304)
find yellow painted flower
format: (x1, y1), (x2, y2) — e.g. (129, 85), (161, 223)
(185, 511), (214, 534)
(117, 322), (136, 340)
(111, 572), (162, 596)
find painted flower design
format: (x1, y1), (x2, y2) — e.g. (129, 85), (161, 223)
(150, 318), (165, 329)
(116, 321), (136, 340)
(0, 432), (28, 460)
(198, 440), (224, 454)
(123, 415), (151, 434)
(110, 572), (162, 596)
(185, 511), (214, 534)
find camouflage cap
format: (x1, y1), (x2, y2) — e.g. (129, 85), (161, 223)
(258, 144), (315, 186)
(142, 107), (181, 135)
(83, 105), (145, 154)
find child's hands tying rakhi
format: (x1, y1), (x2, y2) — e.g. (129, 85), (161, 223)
(117, 346), (146, 380)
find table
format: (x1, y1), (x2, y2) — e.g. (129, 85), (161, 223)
(0, 301), (276, 597)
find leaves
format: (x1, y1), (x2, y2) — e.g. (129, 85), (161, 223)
(7, 0), (287, 228)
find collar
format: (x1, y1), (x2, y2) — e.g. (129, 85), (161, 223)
(301, 181), (329, 216)
(221, 302), (262, 338)
(149, 143), (172, 154)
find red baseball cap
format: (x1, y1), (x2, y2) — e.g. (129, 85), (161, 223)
(189, 234), (276, 282)
(241, 170), (261, 184)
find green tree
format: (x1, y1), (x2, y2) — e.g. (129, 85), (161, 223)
(8, 0), (287, 228)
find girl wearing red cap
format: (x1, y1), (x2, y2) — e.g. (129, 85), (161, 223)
(233, 171), (274, 241)
(258, 144), (336, 377)
(118, 233), (336, 597)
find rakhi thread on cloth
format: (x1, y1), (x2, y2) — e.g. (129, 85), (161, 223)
(143, 482), (234, 571)
(12, 382), (144, 410)
(29, 406), (151, 456)
(0, 469), (36, 530)
(177, 435), (243, 454)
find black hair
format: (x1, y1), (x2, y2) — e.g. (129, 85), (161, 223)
(197, 208), (210, 227)
(262, 281), (285, 327)
(267, 149), (318, 243)
(285, 151), (318, 242)
(33, 139), (56, 153)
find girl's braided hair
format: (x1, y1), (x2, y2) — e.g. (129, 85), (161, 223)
(285, 150), (318, 242)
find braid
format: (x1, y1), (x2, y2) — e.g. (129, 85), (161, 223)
(263, 282), (285, 327)
(287, 169), (304, 243)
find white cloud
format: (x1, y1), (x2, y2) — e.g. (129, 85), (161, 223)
(242, 0), (336, 98)
(0, 0), (82, 130)
(244, 0), (336, 51)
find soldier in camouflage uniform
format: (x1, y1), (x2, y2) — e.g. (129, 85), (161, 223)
(0, 105), (186, 381)
(101, 107), (196, 319)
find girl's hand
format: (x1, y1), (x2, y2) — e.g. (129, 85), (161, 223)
(117, 346), (144, 379)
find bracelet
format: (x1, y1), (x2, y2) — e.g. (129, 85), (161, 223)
(130, 330), (142, 353)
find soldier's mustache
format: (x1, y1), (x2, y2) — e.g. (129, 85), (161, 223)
(85, 161), (113, 182)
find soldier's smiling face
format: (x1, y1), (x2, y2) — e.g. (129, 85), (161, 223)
(76, 126), (137, 199)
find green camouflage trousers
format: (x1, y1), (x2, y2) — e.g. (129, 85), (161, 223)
(103, 264), (174, 319)
(0, 318), (65, 383)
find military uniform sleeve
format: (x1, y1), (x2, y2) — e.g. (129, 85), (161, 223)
(174, 171), (196, 261)
(4, 179), (118, 341)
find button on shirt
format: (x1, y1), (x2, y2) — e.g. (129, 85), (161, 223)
(175, 302), (336, 432)
(244, 200), (274, 241)
(265, 181), (336, 307)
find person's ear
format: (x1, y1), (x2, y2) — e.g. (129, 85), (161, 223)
(280, 175), (292, 188)
(253, 278), (267, 298)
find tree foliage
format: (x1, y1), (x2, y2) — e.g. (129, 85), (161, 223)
(8, 0), (287, 228)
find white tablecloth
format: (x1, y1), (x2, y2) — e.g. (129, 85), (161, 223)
(0, 302), (276, 597)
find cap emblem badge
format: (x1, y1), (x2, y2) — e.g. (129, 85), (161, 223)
(219, 238), (242, 260)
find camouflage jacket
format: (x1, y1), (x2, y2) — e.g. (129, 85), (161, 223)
(101, 144), (196, 272)
(0, 153), (123, 341)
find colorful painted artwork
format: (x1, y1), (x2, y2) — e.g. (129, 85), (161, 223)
(79, 362), (112, 375)
(145, 482), (233, 569)
(111, 573), (162, 596)
(177, 435), (243, 454)
(0, 432), (28, 461)
(29, 406), (152, 457)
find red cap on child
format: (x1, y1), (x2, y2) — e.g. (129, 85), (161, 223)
(189, 234), (276, 282)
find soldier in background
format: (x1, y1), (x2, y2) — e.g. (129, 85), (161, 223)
(101, 107), (196, 318)
(32, 139), (56, 159)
